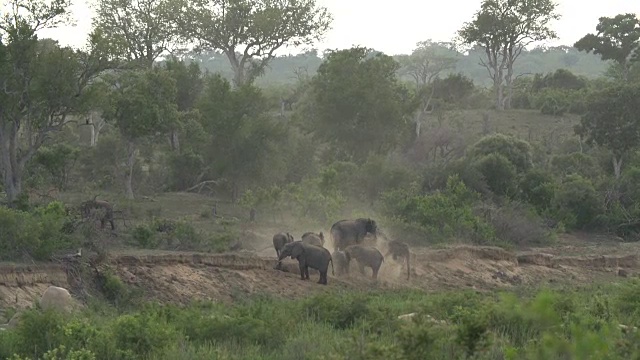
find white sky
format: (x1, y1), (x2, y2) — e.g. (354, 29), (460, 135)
(38, 0), (639, 55)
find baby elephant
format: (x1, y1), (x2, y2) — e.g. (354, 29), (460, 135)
(384, 240), (411, 280)
(344, 244), (384, 280)
(278, 241), (334, 285)
(332, 250), (349, 276)
(273, 232), (294, 258)
(301, 231), (325, 247)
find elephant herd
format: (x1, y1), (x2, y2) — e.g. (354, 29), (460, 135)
(272, 218), (411, 285)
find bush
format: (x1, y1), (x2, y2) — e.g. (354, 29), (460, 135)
(518, 169), (557, 213)
(469, 134), (533, 173)
(552, 174), (602, 230)
(0, 201), (75, 261)
(474, 153), (517, 197)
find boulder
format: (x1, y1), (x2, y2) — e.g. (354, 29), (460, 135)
(39, 286), (74, 313)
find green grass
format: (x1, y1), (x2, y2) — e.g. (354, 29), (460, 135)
(3, 280), (640, 359)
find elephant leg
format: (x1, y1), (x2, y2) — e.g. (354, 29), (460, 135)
(100, 219), (106, 229)
(305, 266), (310, 279)
(109, 219), (116, 230)
(319, 271), (327, 285)
(372, 267), (379, 280)
(358, 262), (366, 275)
(298, 262), (306, 280)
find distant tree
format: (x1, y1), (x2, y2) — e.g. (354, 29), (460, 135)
(101, 69), (179, 198)
(397, 40), (458, 138)
(174, 0), (332, 87)
(92, 0), (180, 68)
(469, 133), (533, 173)
(302, 47), (413, 161)
(574, 13), (640, 82)
(531, 69), (588, 92)
(161, 58), (204, 151)
(0, 0), (111, 204)
(457, 0), (560, 110)
(197, 75), (285, 201)
(431, 73), (476, 106)
(575, 82), (640, 179)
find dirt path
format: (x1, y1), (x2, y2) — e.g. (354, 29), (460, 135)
(1, 233), (639, 314)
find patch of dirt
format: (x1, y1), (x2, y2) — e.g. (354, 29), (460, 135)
(3, 234), (640, 310)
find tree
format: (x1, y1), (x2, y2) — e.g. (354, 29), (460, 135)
(174, 0), (332, 87)
(101, 68), (179, 198)
(161, 57), (204, 151)
(574, 13), (640, 82)
(397, 40), (458, 138)
(302, 47), (413, 161)
(197, 74), (285, 201)
(457, 0), (560, 110)
(575, 83), (640, 179)
(91, 0), (180, 68)
(0, 0), (110, 204)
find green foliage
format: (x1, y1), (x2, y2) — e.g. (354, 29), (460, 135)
(469, 133), (533, 173)
(575, 82), (640, 169)
(166, 151), (205, 191)
(474, 153), (517, 197)
(574, 13), (640, 81)
(0, 201), (75, 260)
(303, 46), (414, 161)
(552, 175), (602, 229)
(381, 175), (496, 245)
(33, 143), (81, 191)
(518, 169), (557, 213)
(5, 283), (640, 359)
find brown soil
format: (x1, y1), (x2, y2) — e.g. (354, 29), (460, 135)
(1, 232), (639, 312)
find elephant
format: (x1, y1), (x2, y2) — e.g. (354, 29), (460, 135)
(277, 241), (334, 285)
(80, 196), (116, 230)
(344, 244), (384, 280)
(330, 218), (378, 252)
(273, 232), (294, 258)
(384, 240), (411, 280)
(331, 250), (349, 276)
(301, 231), (325, 247)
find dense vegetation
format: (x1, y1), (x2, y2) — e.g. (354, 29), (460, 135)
(1, 0), (640, 357)
(4, 279), (640, 359)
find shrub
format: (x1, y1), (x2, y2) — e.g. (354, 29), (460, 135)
(469, 134), (533, 173)
(552, 174), (602, 229)
(519, 169), (557, 213)
(474, 153), (518, 197)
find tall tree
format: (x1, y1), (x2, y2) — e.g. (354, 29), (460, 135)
(0, 0), (110, 204)
(458, 0), (560, 110)
(397, 40), (458, 138)
(574, 13), (640, 82)
(302, 47), (413, 161)
(174, 0), (332, 87)
(92, 0), (180, 67)
(101, 68), (178, 198)
(575, 83), (640, 179)
(197, 75), (285, 201)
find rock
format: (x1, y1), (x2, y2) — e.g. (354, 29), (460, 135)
(398, 313), (417, 321)
(39, 286), (74, 313)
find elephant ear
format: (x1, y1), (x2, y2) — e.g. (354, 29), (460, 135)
(291, 243), (304, 259)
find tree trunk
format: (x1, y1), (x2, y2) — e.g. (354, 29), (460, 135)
(504, 62), (514, 110)
(613, 156), (623, 179)
(169, 130), (180, 152)
(125, 140), (137, 199)
(0, 122), (22, 204)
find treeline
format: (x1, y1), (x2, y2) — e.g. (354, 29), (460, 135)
(185, 45), (609, 88)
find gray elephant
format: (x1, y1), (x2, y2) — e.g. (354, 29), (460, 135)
(277, 241), (334, 285)
(330, 218), (378, 252)
(344, 244), (384, 280)
(384, 240), (411, 280)
(332, 250), (349, 276)
(273, 232), (294, 258)
(301, 231), (325, 247)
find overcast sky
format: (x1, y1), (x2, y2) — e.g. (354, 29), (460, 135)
(39, 0), (639, 55)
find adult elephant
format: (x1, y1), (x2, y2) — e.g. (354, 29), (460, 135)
(384, 240), (411, 280)
(330, 218), (378, 252)
(277, 241), (334, 285)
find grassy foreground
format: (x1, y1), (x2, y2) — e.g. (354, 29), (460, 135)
(2, 279), (640, 360)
